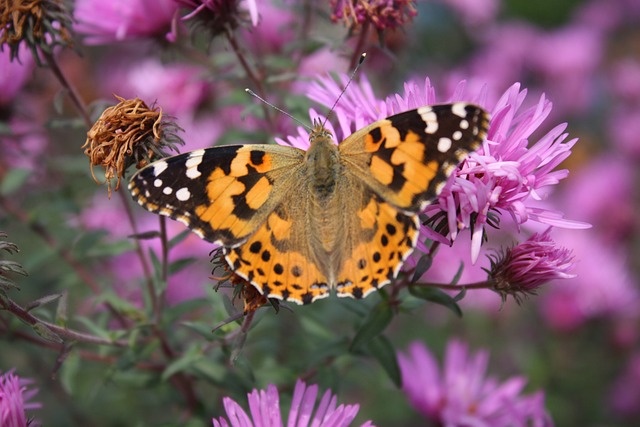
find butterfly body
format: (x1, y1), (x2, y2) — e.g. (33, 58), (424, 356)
(129, 103), (489, 304)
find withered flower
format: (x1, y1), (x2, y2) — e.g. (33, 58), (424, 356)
(82, 95), (183, 197)
(0, 0), (74, 64)
(330, 0), (417, 34)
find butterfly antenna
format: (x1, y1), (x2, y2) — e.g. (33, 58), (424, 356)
(245, 88), (312, 132)
(322, 52), (367, 128)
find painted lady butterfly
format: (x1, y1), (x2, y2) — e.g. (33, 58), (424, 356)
(129, 103), (489, 304)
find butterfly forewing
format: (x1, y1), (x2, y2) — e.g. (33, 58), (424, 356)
(339, 103), (490, 212)
(129, 144), (305, 246)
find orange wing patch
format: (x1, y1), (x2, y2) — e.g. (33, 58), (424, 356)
(224, 206), (331, 305)
(336, 194), (419, 299)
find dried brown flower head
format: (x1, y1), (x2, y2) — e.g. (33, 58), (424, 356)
(82, 95), (183, 197)
(0, 0), (74, 63)
(330, 0), (417, 33)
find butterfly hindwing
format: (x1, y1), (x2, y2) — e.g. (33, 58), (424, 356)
(129, 144), (305, 246)
(339, 102), (490, 212)
(225, 202), (332, 304)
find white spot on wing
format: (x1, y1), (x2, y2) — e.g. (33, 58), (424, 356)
(452, 103), (468, 118)
(154, 179), (163, 187)
(452, 130), (462, 140)
(438, 137), (452, 153)
(417, 106), (438, 134)
(163, 187), (173, 195)
(185, 150), (204, 179)
(153, 161), (168, 176)
(176, 187), (191, 201)
(460, 119), (469, 129)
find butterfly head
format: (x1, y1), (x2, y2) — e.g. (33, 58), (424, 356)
(309, 119), (334, 145)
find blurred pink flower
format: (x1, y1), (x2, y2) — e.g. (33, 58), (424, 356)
(212, 380), (375, 427)
(540, 228), (638, 331)
(436, 0), (500, 26)
(74, 0), (178, 44)
(0, 370), (40, 427)
(609, 352), (640, 418)
(528, 25), (602, 115)
(398, 340), (552, 426)
(241, 0), (295, 54)
(608, 108), (640, 158)
(0, 46), (34, 106)
(78, 193), (211, 305)
(302, 74), (589, 262)
(98, 58), (210, 118)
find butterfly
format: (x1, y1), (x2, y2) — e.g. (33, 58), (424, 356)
(129, 103), (489, 305)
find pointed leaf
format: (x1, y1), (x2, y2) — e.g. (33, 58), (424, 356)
(350, 302), (393, 351)
(411, 253), (433, 283)
(409, 286), (463, 317)
(367, 335), (402, 387)
(26, 293), (63, 311)
(32, 323), (63, 343)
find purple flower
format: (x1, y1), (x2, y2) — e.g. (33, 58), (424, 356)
(301, 74), (589, 262)
(489, 228), (576, 303)
(98, 58), (210, 118)
(0, 370), (41, 427)
(0, 45), (34, 106)
(74, 0), (178, 44)
(435, 0), (500, 26)
(398, 340), (552, 426)
(212, 380), (375, 427)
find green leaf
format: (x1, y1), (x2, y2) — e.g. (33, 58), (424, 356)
(26, 293), (63, 311)
(409, 286), (463, 317)
(350, 301), (393, 351)
(168, 229), (192, 249)
(0, 260), (28, 276)
(56, 290), (68, 326)
(168, 257), (197, 275)
(0, 168), (31, 195)
(411, 253), (433, 283)
(162, 345), (203, 381)
(32, 322), (63, 343)
(367, 335), (402, 387)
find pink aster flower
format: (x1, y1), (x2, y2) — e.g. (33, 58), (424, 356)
(74, 0), (178, 45)
(398, 340), (552, 426)
(301, 74), (589, 262)
(212, 380), (375, 427)
(488, 228), (576, 303)
(0, 45), (34, 106)
(0, 370), (41, 427)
